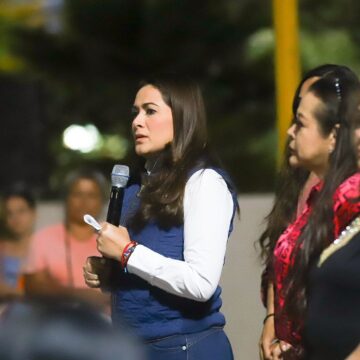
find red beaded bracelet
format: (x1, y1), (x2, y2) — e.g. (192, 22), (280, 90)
(121, 241), (138, 270)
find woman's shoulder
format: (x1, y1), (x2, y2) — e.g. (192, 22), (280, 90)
(186, 168), (238, 207)
(334, 172), (360, 201)
(333, 172), (360, 237)
(32, 223), (65, 243)
(187, 168), (230, 187)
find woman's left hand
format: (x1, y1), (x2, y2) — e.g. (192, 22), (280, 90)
(96, 222), (131, 260)
(270, 340), (292, 360)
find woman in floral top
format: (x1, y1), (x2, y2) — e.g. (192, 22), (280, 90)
(260, 70), (360, 360)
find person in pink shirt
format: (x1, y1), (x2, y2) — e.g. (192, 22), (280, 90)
(23, 169), (109, 310)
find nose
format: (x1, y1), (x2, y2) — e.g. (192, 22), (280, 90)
(287, 123), (296, 138)
(132, 112), (144, 130)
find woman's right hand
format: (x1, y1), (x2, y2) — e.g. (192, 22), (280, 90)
(259, 315), (293, 360)
(83, 256), (109, 288)
(259, 314), (276, 360)
(270, 340), (293, 360)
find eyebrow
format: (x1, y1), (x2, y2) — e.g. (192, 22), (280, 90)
(296, 111), (305, 120)
(133, 102), (159, 109)
(143, 102), (159, 107)
(296, 112), (310, 126)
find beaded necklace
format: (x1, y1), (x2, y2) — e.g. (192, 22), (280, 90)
(318, 216), (360, 267)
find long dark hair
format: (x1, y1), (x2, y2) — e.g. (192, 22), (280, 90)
(284, 70), (360, 331)
(258, 65), (356, 269)
(129, 74), (235, 231)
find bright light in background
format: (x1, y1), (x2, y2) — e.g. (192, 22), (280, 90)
(102, 134), (128, 159)
(62, 124), (129, 159)
(63, 124), (101, 153)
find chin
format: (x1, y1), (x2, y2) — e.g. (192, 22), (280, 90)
(135, 148), (149, 157)
(135, 146), (163, 158)
(135, 146), (146, 155)
(288, 155), (300, 168)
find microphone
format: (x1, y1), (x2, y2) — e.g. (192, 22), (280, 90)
(106, 164), (130, 226)
(98, 164), (130, 291)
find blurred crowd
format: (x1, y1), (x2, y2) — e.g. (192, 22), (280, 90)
(0, 170), (108, 310)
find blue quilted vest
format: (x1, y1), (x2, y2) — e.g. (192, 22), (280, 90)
(111, 168), (238, 340)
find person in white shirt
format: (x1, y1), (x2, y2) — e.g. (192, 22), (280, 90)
(83, 74), (239, 360)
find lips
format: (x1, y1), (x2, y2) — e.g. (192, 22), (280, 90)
(134, 134), (148, 142)
(288, 146), (296, 154)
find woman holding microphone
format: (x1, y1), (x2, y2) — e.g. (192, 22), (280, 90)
(84, 74), (238, 360)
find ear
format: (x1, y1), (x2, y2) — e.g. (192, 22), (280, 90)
(328, 124), (340, 153)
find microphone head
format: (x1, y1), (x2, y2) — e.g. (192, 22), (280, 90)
(111, 164), (130, 188)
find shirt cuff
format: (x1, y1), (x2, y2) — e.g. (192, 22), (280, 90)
(126, 244), (161, 283)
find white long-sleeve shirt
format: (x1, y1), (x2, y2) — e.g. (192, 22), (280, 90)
(127, 168), (234, 302)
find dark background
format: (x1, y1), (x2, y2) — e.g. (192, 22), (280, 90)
(1, 0), (360, 197)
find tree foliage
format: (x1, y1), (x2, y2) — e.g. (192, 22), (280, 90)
(2, 0), (360, 195)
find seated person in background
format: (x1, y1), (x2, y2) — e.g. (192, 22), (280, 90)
(0, 185), (36, 301)
(0, 297), (145, 360)
(23, 169), (110, 311)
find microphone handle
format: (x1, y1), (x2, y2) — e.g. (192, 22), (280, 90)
(101, 186), (125, 291)
(106, 186), (124, 226)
